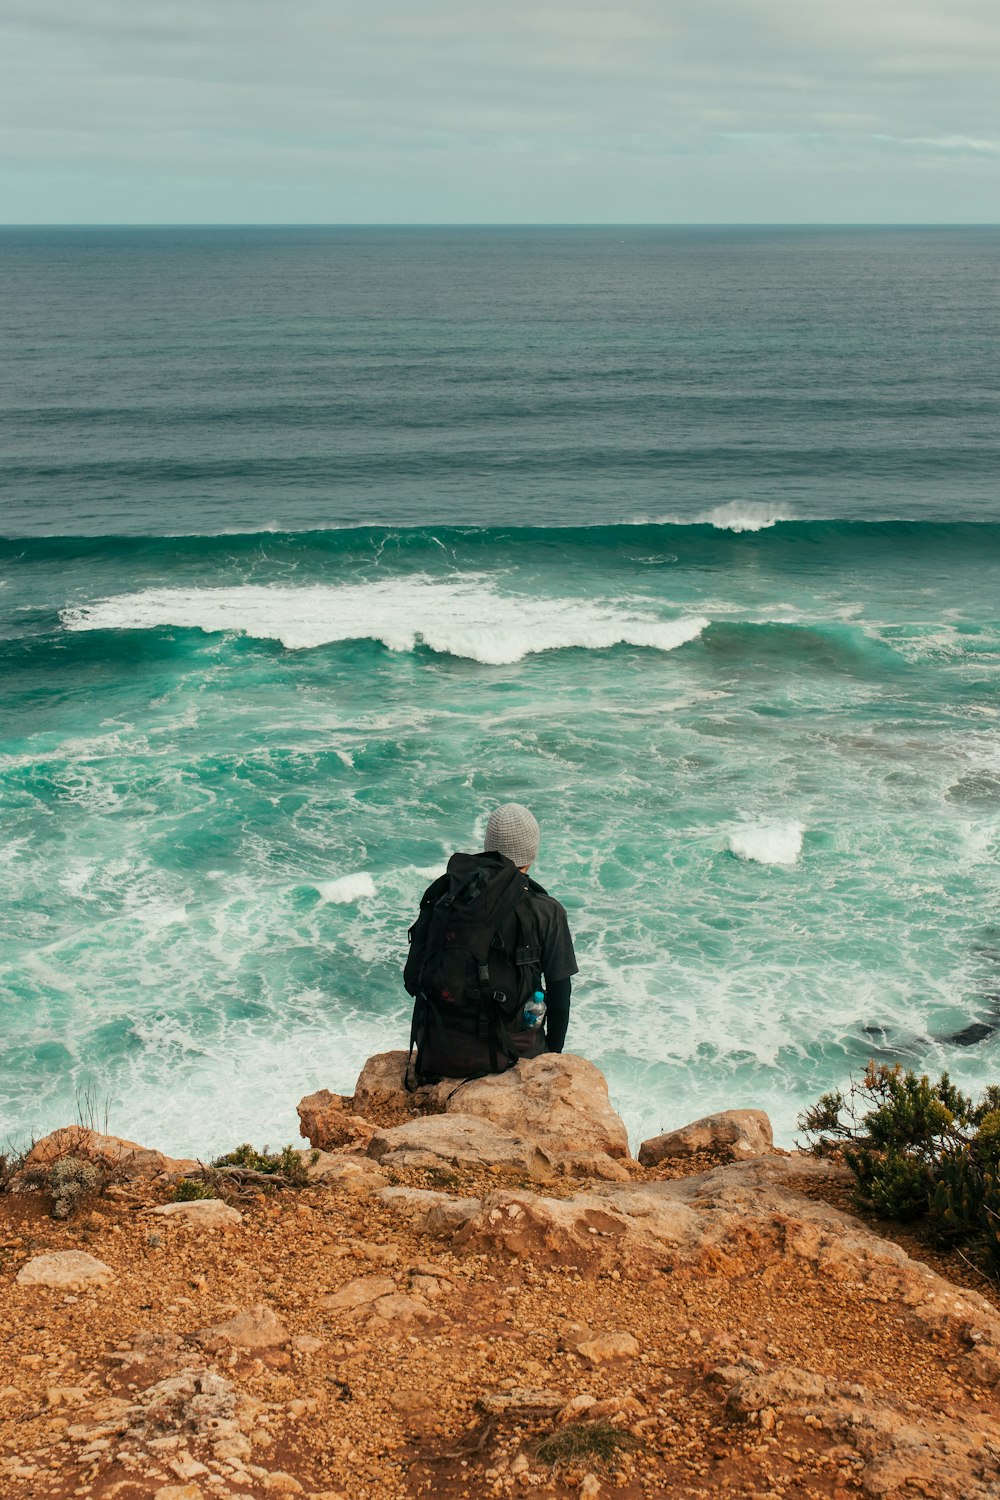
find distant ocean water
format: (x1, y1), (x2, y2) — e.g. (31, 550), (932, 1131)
(2, 226), (999, 1156)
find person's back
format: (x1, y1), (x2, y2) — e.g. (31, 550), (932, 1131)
(403, 804), (577, 1081)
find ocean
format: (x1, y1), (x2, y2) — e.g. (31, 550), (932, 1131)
(2, 225), (999, 1158)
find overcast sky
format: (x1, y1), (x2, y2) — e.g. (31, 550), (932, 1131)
(2, 0), (998, 223)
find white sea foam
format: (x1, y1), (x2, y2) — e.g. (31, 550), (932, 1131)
(60, 577), (708, 664)
(703, 502), (789, 533)
(0, 837), (31, 866)
(727, 821), (805, 865)
(317, 873), (377, 903)
(651, 502), (789, 533)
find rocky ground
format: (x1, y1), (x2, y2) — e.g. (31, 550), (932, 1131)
(3, 1053), (1000, 1500)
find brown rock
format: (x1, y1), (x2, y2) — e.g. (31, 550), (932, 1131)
(16, 1251), (114, 1290)
(449, 1155), (1000, 1390)
(575, 1332), (639, 1363)
(194, 1305), (290, 1352)
(351, 1050), (412, 1116)
(562, 1321), (594, 1349)
(554, 1151), (633, 1182)
(305, 1155), (384, 1190)
(25, 1126), (199, 1179)
(350, 1052), (631, 1164)
(715, 1356), (1000, 1500)
(389, 1388), (434, 1413)
(368, 1292), (438, 1327)
(378, 1186), (480, 1236)
(409, 1274), (447, 1298)
(367, 1114), (554, 1178)
(557, 1394), (597, 1423)
(426, 1053), (631, 1160)
(296, 1088), (346, 1145)
(45, 1387), (89, 1408)
(350, 1239), (400, 1265)
(457, 1186), (688, 1264)
(263, 1475), (304, 1495)
(296, 1091), (374, 1151)
(290, 1335), (324, 1354)
(147, 1200), (242, 1231)
(320, 1276), (396, 1313)
(638, 1108), (775, 1165)
(480, 1388), (565, 1414)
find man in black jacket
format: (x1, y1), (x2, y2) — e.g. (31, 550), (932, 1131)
(404, 803), (577, 1079)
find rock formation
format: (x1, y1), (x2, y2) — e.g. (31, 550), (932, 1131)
(302, 1050), (632, 1173)
(4, 1050), (1000, 1499)
(25, 1125), (199, 1179)
(637, 1107), (775, 1164)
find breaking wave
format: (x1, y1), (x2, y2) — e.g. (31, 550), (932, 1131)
(60, 578), (708, 664)
(727, 821), (805, 866)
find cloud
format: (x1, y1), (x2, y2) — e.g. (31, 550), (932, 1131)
(1, 0), (998, 219)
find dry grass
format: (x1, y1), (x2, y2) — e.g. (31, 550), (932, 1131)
(534, 1419), (641, 1473)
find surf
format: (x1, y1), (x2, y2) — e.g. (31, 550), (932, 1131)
(60, 578), (709, 664)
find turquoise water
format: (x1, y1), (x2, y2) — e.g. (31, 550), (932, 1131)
(2, 228), (999, 1155)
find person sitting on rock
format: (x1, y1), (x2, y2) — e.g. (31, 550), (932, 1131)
(403, 803), (577, 1081)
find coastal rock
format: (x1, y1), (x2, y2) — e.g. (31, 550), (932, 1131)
(480, 1388), (565, 1415)
(346, 1051), (631, 1163)
(714, 1355), (1000, 1500)
(558, 1394), (598, 1422)
(25, 1126), (199, 1179)
(554, 1151), (633, 1182)
(638, 1108), (775, 1165)
(425, 1054), (631, 1160)
(194, 1305), (291, 1353)
(377, 1186), (480, 1236)
(16, 1250), (114, 1290)
(303, 1154), (384, 1190)
(147, 1200), (242, 1231)
(575, 1331), (640, 1364)
(389, 1387), (434, 1414)
(407, 1154), (1000, 1387)
(320, 1276), (396, 1313)
(296, 1090), (374, 1151)
(367, 1114), (555, 1178)
(366, 1292), (440, 1329)
(351, 1051), (412, 1117)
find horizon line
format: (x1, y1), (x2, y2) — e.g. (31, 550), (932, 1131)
(1, 220), (999, 230)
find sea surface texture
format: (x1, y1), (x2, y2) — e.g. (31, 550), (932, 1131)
(2, 226), (999, 1156)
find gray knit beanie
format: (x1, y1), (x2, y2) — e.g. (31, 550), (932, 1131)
(484, 803), (540, 869)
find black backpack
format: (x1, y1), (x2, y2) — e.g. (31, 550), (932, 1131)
(404, 851), (542, 1082)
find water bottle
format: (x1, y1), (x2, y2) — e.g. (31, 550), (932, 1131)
(522, 990), (546, 1030)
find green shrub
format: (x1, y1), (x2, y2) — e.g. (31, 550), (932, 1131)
(172, 1177), (217, 1202)
(800, 1062), (1000, 1272)
(211, 1143), (314, 1189)
(48, 1157), (103, 1219)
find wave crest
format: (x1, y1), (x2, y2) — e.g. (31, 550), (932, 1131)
(702, 502), (789, 532)
(727, 821), (805, 866)
(60, 578), (708, 665)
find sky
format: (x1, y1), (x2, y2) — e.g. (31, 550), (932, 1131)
(1, 0), (998, 223)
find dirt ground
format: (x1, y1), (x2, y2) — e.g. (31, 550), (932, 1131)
(2, 1153), (998, 1500)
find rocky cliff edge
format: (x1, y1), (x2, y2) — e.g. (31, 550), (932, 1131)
(3, 1051), (1000, 1500)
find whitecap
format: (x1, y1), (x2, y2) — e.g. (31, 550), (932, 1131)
(60, 577), (708, 665)
(727, 821), (804, 866)
(651, 502), (789, 533)
(316, 873), (377, 903)
(703, 502), (788, 533)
